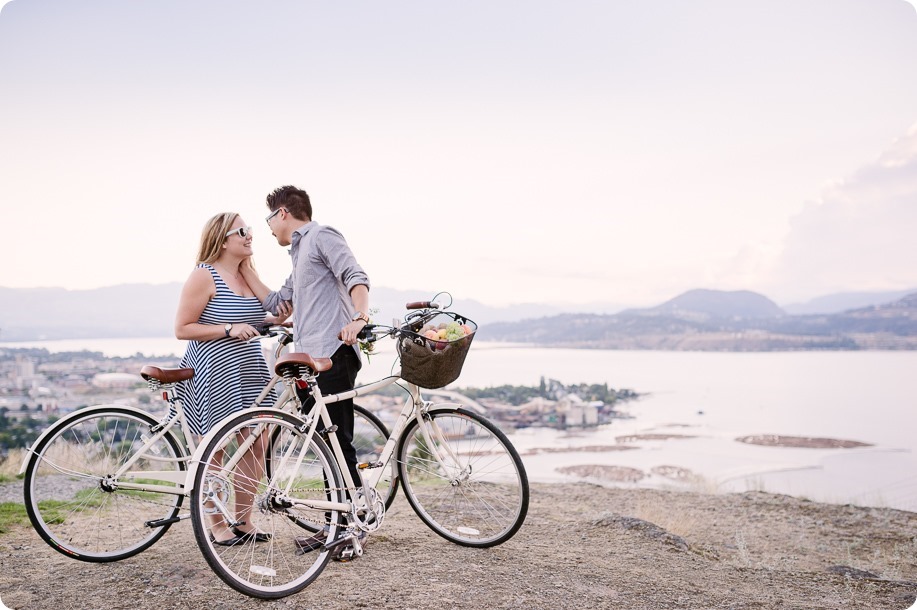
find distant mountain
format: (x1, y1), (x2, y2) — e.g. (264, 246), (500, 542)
(0, 284), (181, 341)
(782, 289), (917, 315)
(0, 284), (570, 341)
(367, 287), (569, 327)
(479, 290), (917, 350)
(630, 289), (784, 320)
(3, 284), (916, 349)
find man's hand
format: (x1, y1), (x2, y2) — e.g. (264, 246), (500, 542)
(274, 300), (293, 321)
(339, 320), (367, 345)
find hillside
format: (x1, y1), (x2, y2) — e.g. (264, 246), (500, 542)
(0, 284), (181, 341)
(2, 284), (916, 349)
(0, 285), (560, 341)
(479, 290), (917, 350)
(783, 288), (917, 315)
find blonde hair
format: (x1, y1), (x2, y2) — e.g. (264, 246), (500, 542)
(196, 212), (240, 264)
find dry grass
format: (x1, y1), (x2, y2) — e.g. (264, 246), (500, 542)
(631, 497), (701, 539)
(0, 449), (27, 481)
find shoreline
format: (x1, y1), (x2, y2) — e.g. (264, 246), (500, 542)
(3, 343), (915, 514)
(508, 425), (917, 514)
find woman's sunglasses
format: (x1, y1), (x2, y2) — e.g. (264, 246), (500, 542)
(225, 226), (253, 239)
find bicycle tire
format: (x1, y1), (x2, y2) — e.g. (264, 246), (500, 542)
(22, 405), (187, 562)
(190, 408), (345, 599)
(397, 405), (529, 548)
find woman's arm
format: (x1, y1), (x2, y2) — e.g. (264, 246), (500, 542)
(240, 257), (292, 317)
(174, 267), (220, 341)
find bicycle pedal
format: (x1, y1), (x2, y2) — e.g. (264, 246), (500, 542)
(330, 532), (366, 562)
(333, 544), (363, 563)
(144, 515), (185, 528)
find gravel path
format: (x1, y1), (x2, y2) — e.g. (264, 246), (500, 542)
(1, 481), (916, 609)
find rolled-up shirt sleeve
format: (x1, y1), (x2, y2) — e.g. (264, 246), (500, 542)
(263, 273), (294, 315)
(319, 228), (370, 295)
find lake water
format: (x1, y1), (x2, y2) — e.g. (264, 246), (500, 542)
(4, 337), (915, 512)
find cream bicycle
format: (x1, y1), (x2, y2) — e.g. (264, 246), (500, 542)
(190, 297), (529, 599)
(19, 325), (394, 562)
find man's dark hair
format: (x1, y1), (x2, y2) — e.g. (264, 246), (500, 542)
(267, 185), (312, 221)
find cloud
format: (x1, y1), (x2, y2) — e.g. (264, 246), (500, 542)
(770, 123), (917, 300)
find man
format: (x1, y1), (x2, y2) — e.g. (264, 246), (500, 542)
(241, 184), (370, 554)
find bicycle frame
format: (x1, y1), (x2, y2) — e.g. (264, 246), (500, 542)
(238, 368), (470, 519)
(96, 394), (196, 495)
(94, 300), (525, 596)
(20, 334), (297, 497)
(185, 306), (465, 513)
(16, 399), (196, 490)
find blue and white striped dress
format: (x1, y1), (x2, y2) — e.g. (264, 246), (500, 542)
(176, 264), (276, 436)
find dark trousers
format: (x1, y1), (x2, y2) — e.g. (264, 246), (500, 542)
(296, 344), (362, 488)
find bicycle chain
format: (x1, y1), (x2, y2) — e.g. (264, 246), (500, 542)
(100, 479), (373, 533)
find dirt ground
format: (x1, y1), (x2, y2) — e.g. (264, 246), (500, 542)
(1, 482), (915, 610)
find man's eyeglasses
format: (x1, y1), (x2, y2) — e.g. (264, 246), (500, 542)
(264, 208), (284, 226)
(265, 208), (283, 225)
(225, 226), (253, 239)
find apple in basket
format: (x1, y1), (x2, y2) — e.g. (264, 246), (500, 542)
(420, 322), (472, 351)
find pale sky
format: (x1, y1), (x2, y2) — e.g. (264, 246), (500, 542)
(1, 0), (916, 308)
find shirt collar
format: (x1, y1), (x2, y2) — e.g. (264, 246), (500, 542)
(289, 221), (314, 252)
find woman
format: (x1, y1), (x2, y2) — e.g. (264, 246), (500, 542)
(175, 212), (288, 546)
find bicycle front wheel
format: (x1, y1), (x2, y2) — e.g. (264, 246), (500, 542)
(191, 409), (345, 599)
(397, 405), (529, 547)
(22, 406), (187, 562)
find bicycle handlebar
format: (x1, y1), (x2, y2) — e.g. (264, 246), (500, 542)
(258, 323), (294, 345)
(357, 324), (379, 341)
(337, 292), (458, 343)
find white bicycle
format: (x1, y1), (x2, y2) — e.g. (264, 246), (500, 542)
(20, 324), (393, 562)
(190, 297), (530, 598)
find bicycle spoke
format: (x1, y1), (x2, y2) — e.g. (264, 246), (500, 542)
(398, 407), (528, 547)
(191, 409), (345, 599)
(23, 408), (186, 562)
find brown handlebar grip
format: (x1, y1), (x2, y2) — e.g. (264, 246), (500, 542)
(405, 301), (435, 310)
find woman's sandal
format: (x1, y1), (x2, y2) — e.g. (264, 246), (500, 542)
(209, 532), (248, 547)
(232, 527), (271, 543)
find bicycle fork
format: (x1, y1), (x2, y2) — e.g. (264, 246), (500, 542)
(417, 402), (470, 485)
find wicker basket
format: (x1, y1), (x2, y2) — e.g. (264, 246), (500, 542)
(396, 312), (477, 389)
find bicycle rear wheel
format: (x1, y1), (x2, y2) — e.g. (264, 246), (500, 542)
(22, 405), (186, 562)
(397, 405), (529, 547)
(191, 409), (345, 599)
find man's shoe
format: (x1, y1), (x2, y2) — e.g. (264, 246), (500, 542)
(293, 531), (328, 555)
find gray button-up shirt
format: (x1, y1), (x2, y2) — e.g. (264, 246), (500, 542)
(263, 221), (370, 359)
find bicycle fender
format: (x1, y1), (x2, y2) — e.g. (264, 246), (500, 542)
(18, 404), (157, 474)
(422, 403), (470, 416)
